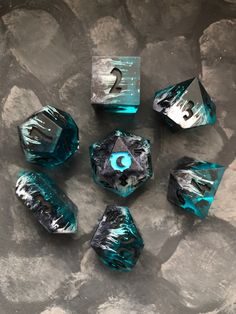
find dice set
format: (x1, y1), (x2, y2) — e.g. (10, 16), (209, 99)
(14, 56), (225, 272)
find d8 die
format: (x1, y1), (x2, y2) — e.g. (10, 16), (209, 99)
(167, 157), (225, 218)
(91, 56), (140, 114)
(153, 77), (216, 130)
(89, 129), (153, 197)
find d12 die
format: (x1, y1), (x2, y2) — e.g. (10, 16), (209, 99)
(91, 56), (140, 114)
(18, 105), (79, 167)
(167, 157), (225, 218)
(91, 205), (144, 271)
(16, 171), (78, 233)
(153, 77), (216, 130)
(89, 129), (153, 197)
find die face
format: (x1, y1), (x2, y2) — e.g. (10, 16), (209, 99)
(90, 130), (153, 197)
(153, 78), (216, 130)
(91, 56), (140, 114)
(91, 205), (144, 271)
(16, 171), (78, 233)
(18, 105), (79, 167)
(167, 157), (225, 218)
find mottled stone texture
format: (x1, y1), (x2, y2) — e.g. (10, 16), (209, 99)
(0, 1), (235, 314)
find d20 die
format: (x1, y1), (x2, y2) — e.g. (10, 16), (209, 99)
(91, 56), (140, 114)
(167, 157), (225, 218)
(89, 129), (153, 197)
(18, 105), (79, 167)
(16, 171), (78, 233)
(91, 205), (144, 271)
(153, 77), (216, 130)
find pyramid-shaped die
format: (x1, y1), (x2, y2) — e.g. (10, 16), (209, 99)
(89, 129), (153, 197)
(153, 78), (216, 130)
(167, 157), (225, 218)
(16, 171), (78, 233)
(18, 105), (79, 167)
(91, 205), (144, 271)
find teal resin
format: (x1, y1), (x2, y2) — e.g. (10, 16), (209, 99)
(16, 171), (78, 233)
(18, 105), (79, 167)
(153, 77), (216, 130)
(167, 157), (225, 218)
(91, 205), (144, 271)
(91, 57), (140, 114)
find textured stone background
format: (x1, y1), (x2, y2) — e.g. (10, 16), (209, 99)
(0, 1), (236, 313)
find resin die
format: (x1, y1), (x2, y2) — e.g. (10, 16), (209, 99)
(16, 171), (78, 233)
(167, 157), (225, 218)
(153, 78), (216, 130)
(18, 105), (79, 167)
(91, 205), (144, 271)
(91, 56), (140, 114)
(89, 129), (153, 197)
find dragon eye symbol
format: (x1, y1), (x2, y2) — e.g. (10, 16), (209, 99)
(109, 152), (132, 172)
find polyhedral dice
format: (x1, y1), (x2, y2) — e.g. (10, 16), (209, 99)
(91, 205), (144, 271)
(153, 77), (216, 130)
(18, 105), (79, 167)
(89, 129), (153, 197)
(91, 56), (140, 114)
(16, 171), (78, 233)
(167, 157), (225, 218)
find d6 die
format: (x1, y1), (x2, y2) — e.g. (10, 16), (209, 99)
(91, 56), (140, 114)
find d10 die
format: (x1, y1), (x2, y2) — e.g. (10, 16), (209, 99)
(89, 129), (153, 197)
(167, 157), (225, 218)
(91, 56), (140, 114)
(18, 105), (79, 167)
(153, 77), (216, 130)
(91, 205), (144, 271)
(16, 171), (78, 233)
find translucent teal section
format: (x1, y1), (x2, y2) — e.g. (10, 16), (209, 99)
(102, 105), (139, 114)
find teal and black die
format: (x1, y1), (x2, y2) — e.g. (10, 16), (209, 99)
(153, 77), (216, 130)
(18, 105), (79, 167)
(91, 205), (144, 271)
(89, 129), (153, 197)
(91, 56), (140, 114)
(167, 157), (225, 218)
(16, 171), (78, 233)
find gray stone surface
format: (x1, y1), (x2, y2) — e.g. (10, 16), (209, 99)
(0, 1), (235, 314)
